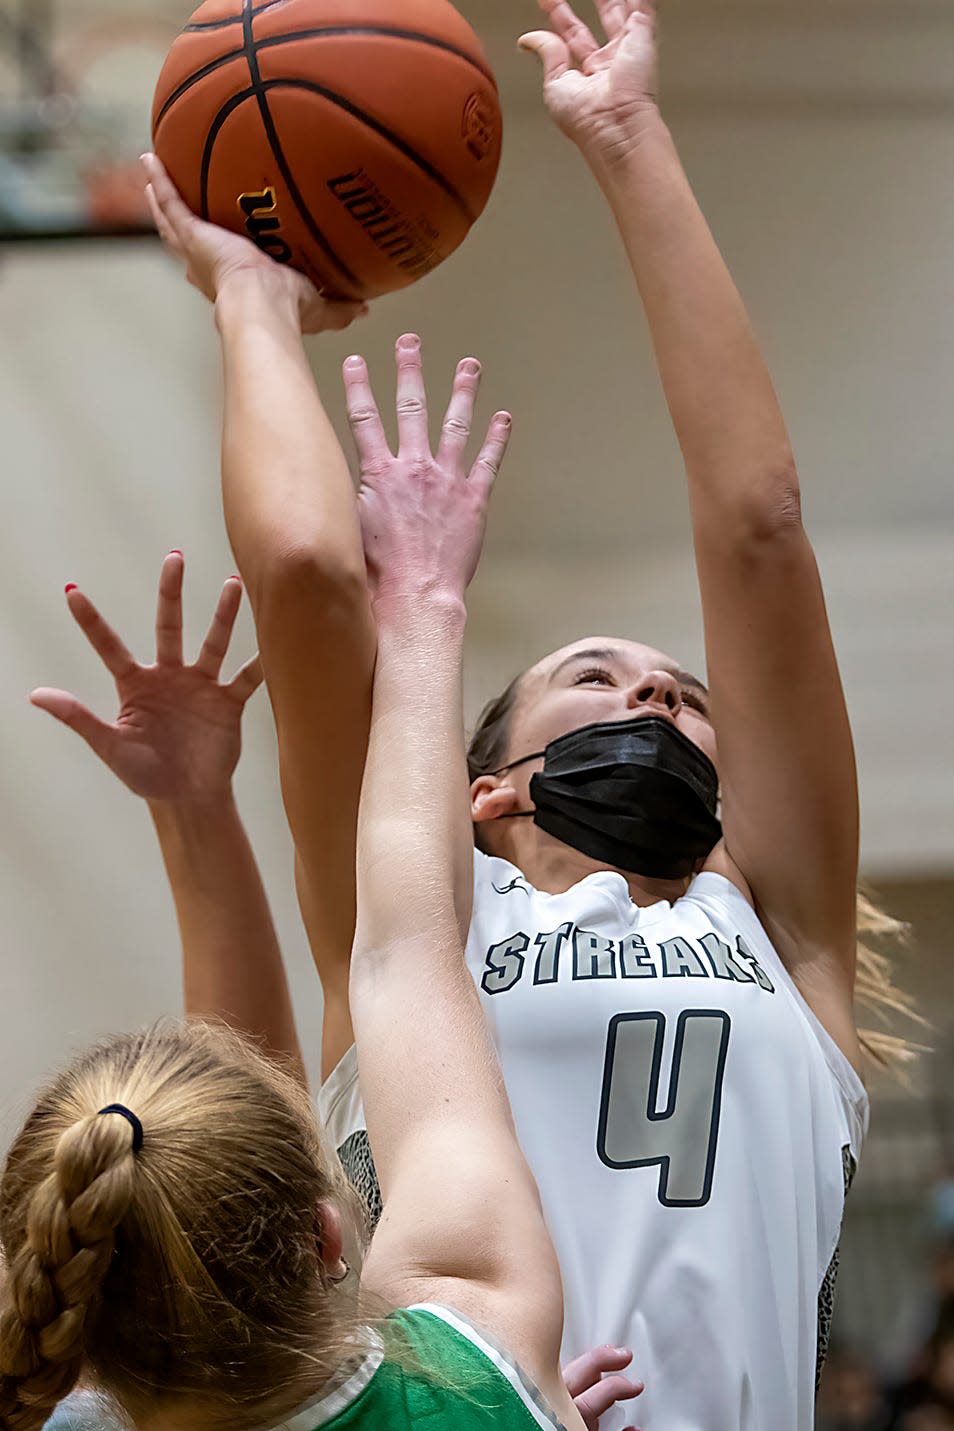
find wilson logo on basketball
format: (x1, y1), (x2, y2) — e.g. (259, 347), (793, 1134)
(237, 188), (292, 266)
(327, 171), (439, 281)
(461, 92), (497, 162)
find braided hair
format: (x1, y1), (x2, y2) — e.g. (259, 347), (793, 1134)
(0, 1022), (364, 1431)
(0, 1113), (135, 1431)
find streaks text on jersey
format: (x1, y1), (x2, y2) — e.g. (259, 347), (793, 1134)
(480, 923), (776, 997)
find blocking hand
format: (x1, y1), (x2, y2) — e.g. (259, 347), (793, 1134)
(344, 333), (512, 606)
(31, 553), (263, 806)
(520, 0), (660, 164)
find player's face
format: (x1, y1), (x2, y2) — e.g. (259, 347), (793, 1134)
(503, 637), (718, 781)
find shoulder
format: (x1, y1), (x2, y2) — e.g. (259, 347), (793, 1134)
(472, 847), (532, 894)
(386, 1305), (576, 1431)
(689, 855), (864, 1082)
(700, 839), (754, 903)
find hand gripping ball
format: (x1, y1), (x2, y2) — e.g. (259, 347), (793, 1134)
(152, 0), (502, 299)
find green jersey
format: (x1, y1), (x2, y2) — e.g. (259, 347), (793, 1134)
(274, 1305), (566, 1431)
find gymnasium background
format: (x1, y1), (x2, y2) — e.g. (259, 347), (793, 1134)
(1, 1), (953, 1423)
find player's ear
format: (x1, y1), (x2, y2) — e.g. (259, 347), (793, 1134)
(471, 775), (522, 825)
(316, 1200), (346, 1279)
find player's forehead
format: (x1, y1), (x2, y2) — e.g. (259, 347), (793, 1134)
(525, 637), (685, 691)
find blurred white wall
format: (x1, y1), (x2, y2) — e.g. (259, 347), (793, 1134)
(1, 0), (953, 1136)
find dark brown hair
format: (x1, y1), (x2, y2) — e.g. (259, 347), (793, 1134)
(467, 673), (524, 787)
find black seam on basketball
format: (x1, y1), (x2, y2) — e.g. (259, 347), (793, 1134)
(154, 25), (495, 136)
(261, 79), (476, 223)
(256, 26), (495, 87)
(184, 0), (284, 33)
(241, 0), (359, 288)
(154, 46), (245, 132)
(198, 79), (353, 293)
(199, 85), (255, 220)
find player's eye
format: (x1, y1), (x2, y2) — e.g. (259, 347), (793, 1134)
(573, 667), (615, 687)
(681, 687), (710, 715)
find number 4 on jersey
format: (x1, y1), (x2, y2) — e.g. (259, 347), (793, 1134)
(597, 1010), (731, 1208)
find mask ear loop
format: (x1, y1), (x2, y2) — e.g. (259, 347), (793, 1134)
(482, 751), (545, 821)
(490, 749), (546, 777)
(478, 740), (555, 829)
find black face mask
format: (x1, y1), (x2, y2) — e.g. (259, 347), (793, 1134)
(495, 715), (722, 880)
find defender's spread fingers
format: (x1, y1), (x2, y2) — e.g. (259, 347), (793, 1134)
(436, 357), (482, 472)
(30, 689), (118, 764)
(394, 333), (430, 460)
(65, 588), (138, 681)
(196, 577), (243, 678)
(228, 653), (265, 703)
(343, 354), (391, 469)
(155, 552), (185, 666)
(469, 411), (512, 497)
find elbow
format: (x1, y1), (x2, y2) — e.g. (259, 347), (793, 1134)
(725, 462), (804, 548)
(250, 542), (369, 618)
(757, 464), (803, 535)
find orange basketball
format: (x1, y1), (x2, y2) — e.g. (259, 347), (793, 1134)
(152, 0), (502, 300)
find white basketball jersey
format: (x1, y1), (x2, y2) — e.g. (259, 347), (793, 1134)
(321, 851), (867, 1431)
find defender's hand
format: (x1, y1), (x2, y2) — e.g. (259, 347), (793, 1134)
(344, 333), (512, 606)
(564, 1345), (644, 1431)
(31, 554), (263, 806)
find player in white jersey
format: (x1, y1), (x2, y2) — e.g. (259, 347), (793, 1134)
(325, 846), (866, 1429)
(321, 3), (874, 1427)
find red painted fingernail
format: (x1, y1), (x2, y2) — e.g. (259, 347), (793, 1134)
(168, 549), (183, 557)
(65, 583), (78, 594)
(229, 574), (241, 582)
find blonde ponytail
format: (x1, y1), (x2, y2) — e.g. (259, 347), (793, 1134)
(855, 889), (924, 1074)
(0, 1022), (366, 1431)
(0, 1115), (137, 1431)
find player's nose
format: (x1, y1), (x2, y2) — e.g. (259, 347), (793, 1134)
(626, 670), (683, 716)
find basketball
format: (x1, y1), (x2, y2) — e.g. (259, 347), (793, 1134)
(151, 0), (502, 301)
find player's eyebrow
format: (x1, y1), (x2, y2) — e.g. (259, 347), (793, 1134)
(549, 650), (708, 694)
(547, 648), (622, 683)
(673, 669), (709, 698)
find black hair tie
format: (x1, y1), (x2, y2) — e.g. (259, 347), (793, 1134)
(97, 1104), (144, 1154)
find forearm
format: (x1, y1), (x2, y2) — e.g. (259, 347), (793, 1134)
(592, 121), (797, 520)
(350, 591), (513, 1203)
(151, 794), (305, 1083)
(353, 592), (473, 964)
(213, 270), (375, 1011)
(214, 273), (366, 593)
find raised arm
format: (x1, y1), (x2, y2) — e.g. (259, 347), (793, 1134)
(143, 155), (373, 1080)
(342, 342), (580, 1424)
(522, 0), (860, 1061)
(31, 554), (304, 1082)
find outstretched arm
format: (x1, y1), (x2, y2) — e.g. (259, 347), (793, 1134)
(31, 554), (304, 1082)
(342, 343), (580, 1424)
(523, 0), (859, 1062)
(143, 155), (374, 1081)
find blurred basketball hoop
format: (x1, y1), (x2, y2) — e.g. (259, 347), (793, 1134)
(0, 0), (178, 241)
